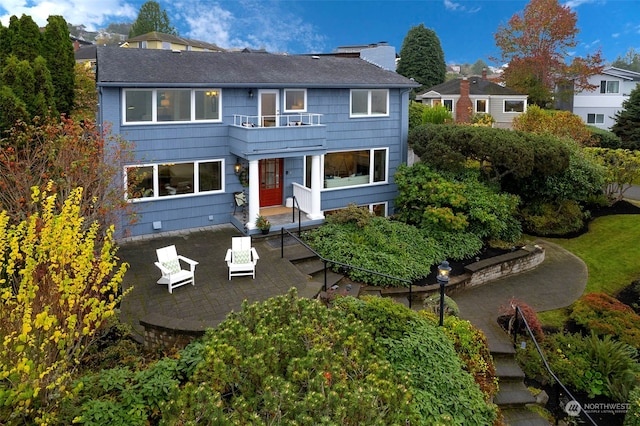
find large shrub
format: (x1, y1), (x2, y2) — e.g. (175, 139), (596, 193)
(512, 105), (594, 146)
(516, 332), (640, 402)
(335, 296), (498, 425)
(0, 186), (129, 424)
(569, 293), (640, 347)
(305, 207), (440, 286)
(161, 290), (420, 425)
(394, 163), (522, 243)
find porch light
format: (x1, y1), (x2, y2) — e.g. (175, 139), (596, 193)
(437, 260), (451, 326)
(248, 89), (254, 98)
(234, 158), (242, 174)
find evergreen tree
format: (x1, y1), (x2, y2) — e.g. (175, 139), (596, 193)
(42, 16), (75, 116)
(10, 14), (41, 62)
(1, 56), (35, 115)
(611, 84), (640, 150)
(611, 48), (640, 73)
(129, 1), (177, 38)
(0, 21), (11, 69)
(32, 56), (58, 119)
(397, 24), (446, 91)
(0, 86), (29, 134)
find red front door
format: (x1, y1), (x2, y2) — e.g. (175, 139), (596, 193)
(259, 158), (283, 207)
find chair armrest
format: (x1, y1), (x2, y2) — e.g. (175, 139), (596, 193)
(251, 247), (260, 264)
(224, 249), (232, 263)
(178, 255), (199, 270)
(154, 261), (171, 275)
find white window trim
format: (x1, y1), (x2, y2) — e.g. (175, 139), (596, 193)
(475, 98), (488, 114)
(320, 147), (389, 190)
(503, 99), (526, 113)
(349, 89), (389, 118)
(122, 88), (223, 125)
(283, 88), (307, 113)
(124, 159), (225, 202)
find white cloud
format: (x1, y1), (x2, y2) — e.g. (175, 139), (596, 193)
(0, 0), (136, 29)
(172, 0), (326, 53)
(443, 0), (480, 13)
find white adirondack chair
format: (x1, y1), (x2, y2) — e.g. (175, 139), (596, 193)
(154, 245), (199, 293)
(225, 236), (259, 280)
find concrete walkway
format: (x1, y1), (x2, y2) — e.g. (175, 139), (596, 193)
(453, 240), (587, 352)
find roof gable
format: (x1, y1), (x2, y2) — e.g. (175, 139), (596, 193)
(96, 46), (419, 88)
(602, 66), (640, 81)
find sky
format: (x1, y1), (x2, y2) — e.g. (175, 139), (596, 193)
(0, 0), (638, 66)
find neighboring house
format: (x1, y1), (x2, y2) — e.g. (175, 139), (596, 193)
(95, 46), (418, 238)
(123, 31), (225, 52)
(569, 67), (640, 130)
(415, 72), (528, 128)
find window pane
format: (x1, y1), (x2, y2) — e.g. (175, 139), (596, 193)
(159, 163), (194, 196)
(476, 99), (487, 113)
(587, 114), (596, 124)
(370, 90), (388, 115)
(351, 90), (368, 115)
(324, 150), (370, 188)
(504, 100), (524, 112)
(443, 99), (453, 111)
(607, 81), (619, 93)
(198, 161), (221, 191)
(127, 166), (154, 198)
(285, 90), (305, 111)
(372, 203), (386, 217)
(195, 90), (220, 120)
(373, 149), (386, 182)
(125, 90), (152, 122)
(157, 89), (191, 121)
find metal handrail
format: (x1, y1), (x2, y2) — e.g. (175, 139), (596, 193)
(280, 228), (413, 306)
(291, 196), (301, 235)
(513, 305), (598, 425)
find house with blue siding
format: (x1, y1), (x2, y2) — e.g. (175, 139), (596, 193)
(95, 46), (418, 237)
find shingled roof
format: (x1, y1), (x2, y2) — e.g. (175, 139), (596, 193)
(419, 76), (525, 96)
(96, 46), (419, 89)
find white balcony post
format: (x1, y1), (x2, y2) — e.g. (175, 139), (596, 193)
(247, 159), (260, 229)
(308, 154), (324, 220)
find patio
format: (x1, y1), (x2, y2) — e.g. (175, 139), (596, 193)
(117, 222), (322, 343)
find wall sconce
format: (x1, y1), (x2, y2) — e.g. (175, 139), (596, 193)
(248, 89), (254, 98)
(234, 157), (242, 174)
(160, 99), (170, 107)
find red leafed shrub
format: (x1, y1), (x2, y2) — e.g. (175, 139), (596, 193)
(498, 297), (544, 340)
(569, 293), (640, 347)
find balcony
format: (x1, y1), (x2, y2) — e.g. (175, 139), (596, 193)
(229, 114), (326, 157)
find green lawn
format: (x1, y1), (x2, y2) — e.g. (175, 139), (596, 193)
(538, 214), (640, 327)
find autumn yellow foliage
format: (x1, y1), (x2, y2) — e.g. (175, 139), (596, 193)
(0, 185), (129, 424)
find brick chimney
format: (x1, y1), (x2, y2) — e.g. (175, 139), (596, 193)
(482, 68), (487, 80)
(456, 78), (472, 123)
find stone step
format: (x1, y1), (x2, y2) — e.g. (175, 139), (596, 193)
(501, 407), (551, 425)
(495, 380), (537, 407)
(494, 356), (526, 381)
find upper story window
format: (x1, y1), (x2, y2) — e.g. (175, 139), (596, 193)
(600, 80), (620, 94)
(162, 41), (171, 50)
(284, 89), (306, 112)
(504, 100), (525, 113)
(124, 88), (221, 124)
(125, 159), (224, 201)
(350, 89), (389, 117)
(475, 99), (488, 113)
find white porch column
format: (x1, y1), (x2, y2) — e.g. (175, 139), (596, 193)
(246, 159), (260, 229)
(308, 154), (325, 220)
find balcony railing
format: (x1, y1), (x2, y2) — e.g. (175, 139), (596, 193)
(233, 113), (322, 127)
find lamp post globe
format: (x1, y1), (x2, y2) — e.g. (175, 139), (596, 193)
(437, 260), (451, 326)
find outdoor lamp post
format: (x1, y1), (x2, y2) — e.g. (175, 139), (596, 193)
(437, 260), (451, 326)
